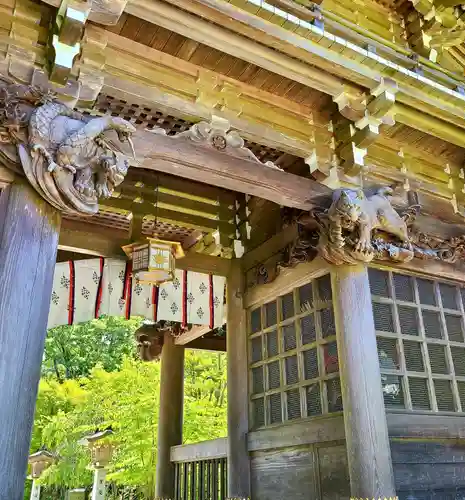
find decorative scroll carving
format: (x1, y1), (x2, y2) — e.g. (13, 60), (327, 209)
(0, 80), (135, 215)
(410, 232), (465, 264)
(150, 116), (282, 170)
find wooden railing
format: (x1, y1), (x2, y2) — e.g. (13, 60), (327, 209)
(171, 438), (228, 500)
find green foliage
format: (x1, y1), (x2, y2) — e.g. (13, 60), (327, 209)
(29, 317), (227, 498)
(43, 316), (142, 381)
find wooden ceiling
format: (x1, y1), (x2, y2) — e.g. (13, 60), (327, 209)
(93, 9), (464, 165)
(102, 13), (335, 114)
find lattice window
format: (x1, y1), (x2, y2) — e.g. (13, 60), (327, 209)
(248, 274), (341, 429)
(371, 268), (465, 414)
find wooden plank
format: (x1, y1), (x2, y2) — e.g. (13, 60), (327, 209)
(0, 181), (61, 499)
(174, 325), (211, 345)
(184, 336), (226, 352)
(318, 444), (351, 500)
(244, 258), (329, 309)
(100, 197), (234, 233)
(391, 440), (465, 465)
(394, 463), (465, 490)
(171, 438), (228, 462)
(59, 219), (127, 257)
(116, 188), (227, 219)
(226, 260), (251, 499)
(251, 445), (319, 500)
(248, 415), (345, 452)
(129, 129), (330, 211)
(126, 167), (236, 205)
(387, 413), (465, 439)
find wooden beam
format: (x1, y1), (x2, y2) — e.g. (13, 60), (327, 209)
(125, 169), (236, 205)
(242, 224), (298, 272)
(174, 325), (211, 345)
(58, 219), (232, 275)
(171, 437), (227, 462)
(127, 130), (330, 211)
(100, 75), (315, 160)
(124, 0), (354, 98)
(100, 198), (235, 233)
(185, 336), (226, 352)
(59, 219), (127, 257)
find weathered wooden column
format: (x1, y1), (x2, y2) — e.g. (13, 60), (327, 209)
(331, 264), (397, 499)
(226, 260), (251, 500)
(0, 182), (61, 500)
(155, 332), (185, 500)
(0, 80), (135, 500)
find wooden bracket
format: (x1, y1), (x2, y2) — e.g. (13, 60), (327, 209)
(333, 79), (398, 177)
(405, 0), (465, 59)
(49, 0), (91, 84)
(306, 127), (340, 188)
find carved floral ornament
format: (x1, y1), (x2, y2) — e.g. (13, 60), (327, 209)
(0, 80), (135, 215)
(248, 187), (465, 288)
(148, 115), (283, 170)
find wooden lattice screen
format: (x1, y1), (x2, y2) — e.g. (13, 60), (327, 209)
(371, 268), (465, 413)
(247, 274), (342, 429)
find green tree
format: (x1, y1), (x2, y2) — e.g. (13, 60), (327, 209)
(37, 355), (226, 496)
(43, 316), (142, 381)
(29, 317), (227, 498)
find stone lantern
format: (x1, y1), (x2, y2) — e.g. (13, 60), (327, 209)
(67, 489), (86, 500)
(28, 449), (55, 500)
(79, 429), (114, 500)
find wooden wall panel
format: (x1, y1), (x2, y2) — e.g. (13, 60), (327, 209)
(248, 418), (349, 500)
(318, 444), (351, 500)
(250, 442), (350, 500)
(392, 440), (465, 499)
(251, 445), (319, 500)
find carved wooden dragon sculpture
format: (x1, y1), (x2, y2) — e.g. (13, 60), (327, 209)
(0, 80), (136, 215)
(23, 98), (135, 214)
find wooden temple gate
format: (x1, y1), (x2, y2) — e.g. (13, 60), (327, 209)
(0, 0), (465, 499)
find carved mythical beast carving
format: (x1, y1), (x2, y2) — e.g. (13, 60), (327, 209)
(296, 187), (414, 265)
(135, 321), (188, 362)
(0, 80), (135, 214)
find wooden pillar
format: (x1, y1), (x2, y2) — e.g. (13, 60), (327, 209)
(155, 333), (185, 500)
(226, 260), (251, 500)
(0, 181), (61, 500)
(331, 265), (397, 499)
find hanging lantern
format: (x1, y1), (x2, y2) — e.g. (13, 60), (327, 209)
(122, 238), (185, 285)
